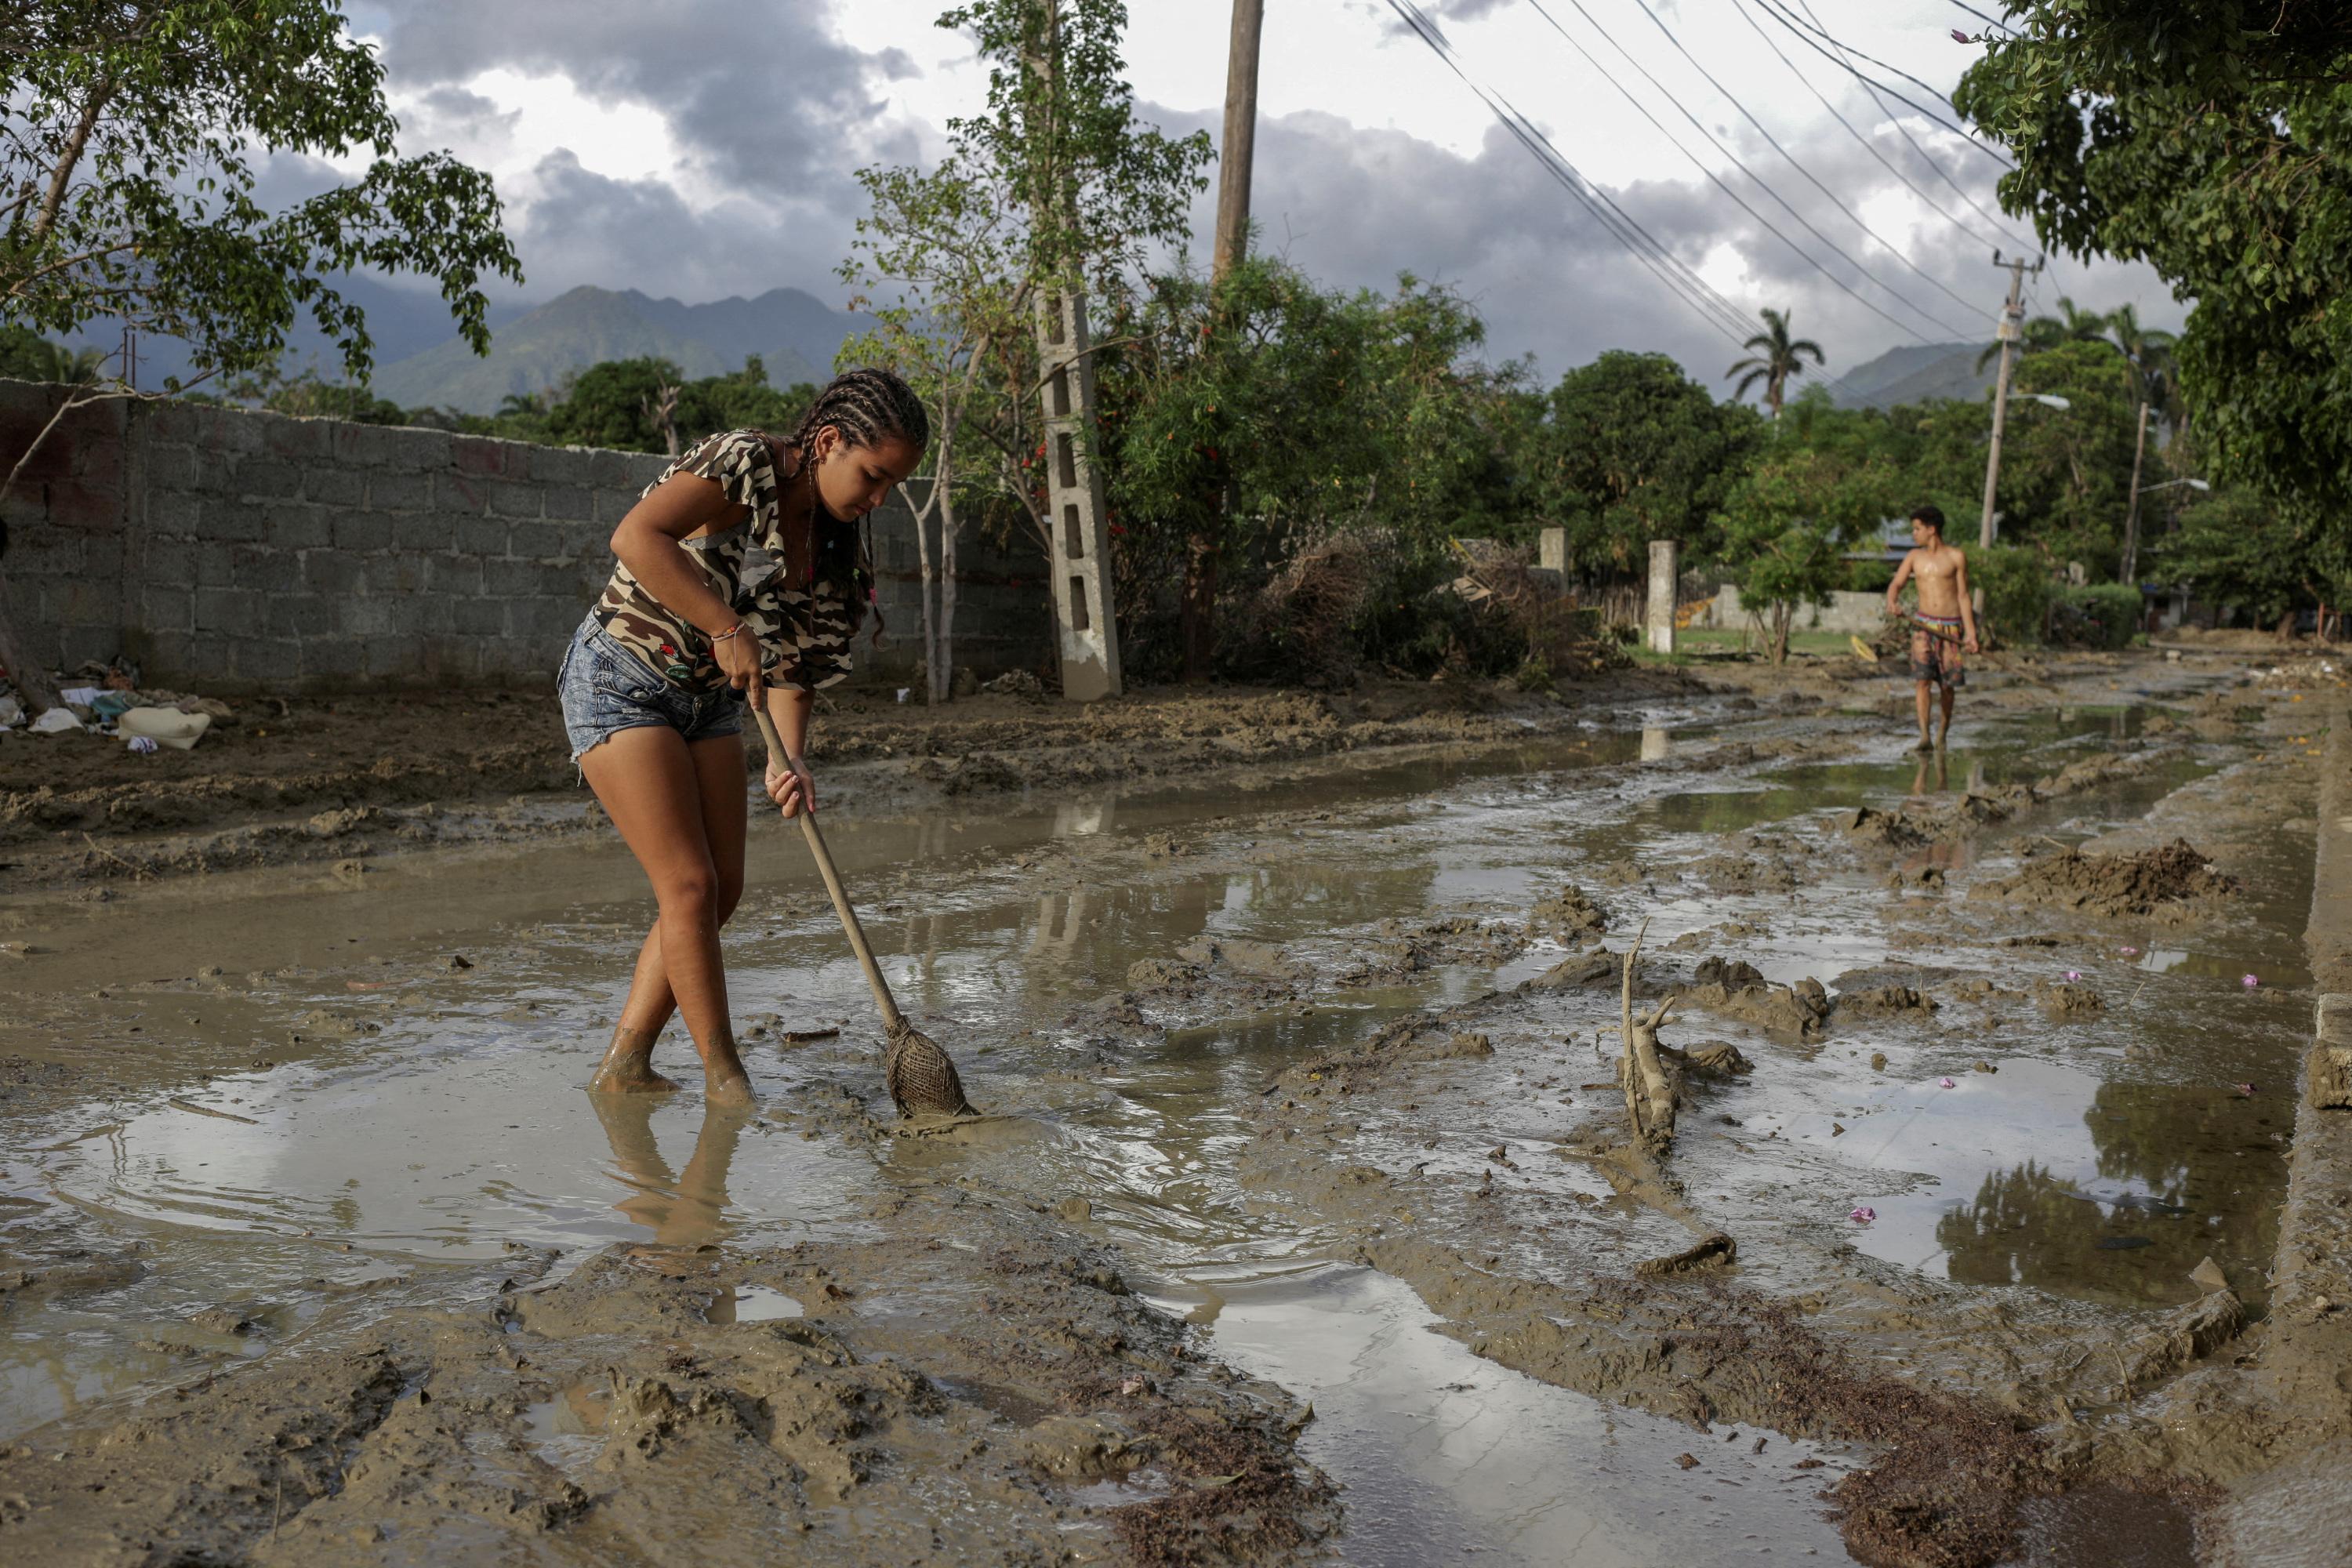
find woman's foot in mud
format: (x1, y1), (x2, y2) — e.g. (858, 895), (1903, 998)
(588, 1025), (681, 1094)
(699, 1036), (757, 1109)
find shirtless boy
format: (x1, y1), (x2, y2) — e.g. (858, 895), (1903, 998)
(1883, 503), (1980, 751)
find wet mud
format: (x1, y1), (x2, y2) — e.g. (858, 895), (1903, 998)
(2, 641), (2344, 1566)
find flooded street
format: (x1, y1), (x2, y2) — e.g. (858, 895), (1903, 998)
(0, 664), (2323, 1564)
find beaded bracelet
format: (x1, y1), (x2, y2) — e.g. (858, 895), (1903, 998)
(710, 623), (746, 644)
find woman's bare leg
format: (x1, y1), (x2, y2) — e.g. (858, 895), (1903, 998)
(581, 727), (753, 1105)
(594, 733), (750, 1090)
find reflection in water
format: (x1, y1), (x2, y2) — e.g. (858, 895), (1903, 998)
(590, 1094), (751, 1251)
(1639, 728), (1671, 762)
(1936, 1077), (2291, 1307)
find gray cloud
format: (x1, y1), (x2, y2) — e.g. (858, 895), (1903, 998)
(372, 0), (908, 204)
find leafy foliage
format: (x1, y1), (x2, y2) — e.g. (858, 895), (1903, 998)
(2, 1), (521, 390)
(1955, 2), (2352, 597)
(1711, 413), (1901, 663)
(2048, 583), (2145, 648)
(2151, 486), (2317, 630)
(1725, 307), (1824, 416)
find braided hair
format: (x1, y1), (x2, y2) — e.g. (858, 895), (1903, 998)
(784, 366), (929, 457)
(774, 367), (928, 652)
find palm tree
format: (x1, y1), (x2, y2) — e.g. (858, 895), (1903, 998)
(1726, 307), (1825, 417)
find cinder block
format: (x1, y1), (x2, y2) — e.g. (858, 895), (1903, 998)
(452, 438), (511, 477)
(527, 445), (596, 486)
(486, 480), (543, 519)
(191, 542), (237, 587)
(484, 558), (543, 597)
(455, 514), (508, 557)
(584, 448), (643, 488)
(418, 635), (481, 682)
(453, 597), (505, 636)
(260, 416), (333, 461)
(342, 597), (394, 637)
(194, 586), (263, 631)
(392, 513), (452, 552)
(539, 485), (593, 521)
(143, 584), (195, 632)
(299, 636), (363, 682)
(143, 401), (202, 445)
(428, 555), (485, 597)
(143, 442), (198, 490)
(41, 477), (123, 531)
(515, 594), (587, 638)
(376, 557), (429, 596)
(397, 593), (455, 636)
(144, 488), (203, 535)
(365, 471), (430, 511)
(56, 623), (122, 670)
(435, 472), (486, 513)
(302, 552), (367, 597)
(506, 520), (574, 560)
(42, 579), (118, 624)
(265, 505), (332, 551)
(127, 629), (198, 681)
(331, 513), (393, 553)
(303, 466), (365, 508)
(266, 594), (333, 639)
(201, 497), (268, 543)
(194, 448), (240, 495)
(234, 459), (303, 501)
(360, 633), (426, 680)
(8, 531), (82, 578)
(230, 545), (291, 591)
(593, 489), (638, 526)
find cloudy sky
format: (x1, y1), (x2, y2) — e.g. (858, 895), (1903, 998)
(331, 0), (2183, 393)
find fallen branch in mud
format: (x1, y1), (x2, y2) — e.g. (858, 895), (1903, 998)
(1614, 919), (1682, 1153)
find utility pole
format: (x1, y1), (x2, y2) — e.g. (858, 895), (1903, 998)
(1977, 250), (2041, 549)
(1212, 0), (1265, 284)
(1025, 0), (1122, 701)
(2118, 398), (2151, 584)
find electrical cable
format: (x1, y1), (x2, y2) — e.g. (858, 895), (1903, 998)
(1613, 0), (1998, 327)
(1743, 0), (2011, 166)
(1519, 0), (1961, 344)
(1730, 0), (2018, 257)
(1946, 0), (2015, 38)
(1380, 1), (1755, 348)
(1788, 0), (2064, 290)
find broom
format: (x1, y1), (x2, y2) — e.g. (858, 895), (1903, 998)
(750, 707), (977, 1119)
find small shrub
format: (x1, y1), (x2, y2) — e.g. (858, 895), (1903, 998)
(2049, 583), (2145, 648)
(1967, 544), (2053, 648)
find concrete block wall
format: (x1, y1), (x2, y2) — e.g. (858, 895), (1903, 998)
(1687, 585), (1889, 636)
(0, 377), (1050, 695)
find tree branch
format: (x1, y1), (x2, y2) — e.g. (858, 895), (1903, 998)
(28, 75), (117, 245)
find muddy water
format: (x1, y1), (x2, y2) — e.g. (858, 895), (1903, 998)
(2, 686), (2292, 1561)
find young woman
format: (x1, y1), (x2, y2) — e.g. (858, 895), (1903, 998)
(557, 368), (928, 1105)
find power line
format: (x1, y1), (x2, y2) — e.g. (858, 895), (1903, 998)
(1787, 0), (2063, 289)
(1379, 1), (1755, 348)
(1744, 0), (2012, 166)
(1520, 0), (1962, 345)
(1613, 0), (1998, 328)
(1728, 0), (2014, 258)
(1946, 0), (2016, 38)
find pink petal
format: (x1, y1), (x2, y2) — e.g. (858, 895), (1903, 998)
(2242, 974), (2259, 987)
(1938, 1076), (1957, 1089)
(1951, 28), (1971, 43)
(1849, 1206), (1876, 1223)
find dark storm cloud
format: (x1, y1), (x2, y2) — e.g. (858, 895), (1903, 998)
(372, 0), (912, 202)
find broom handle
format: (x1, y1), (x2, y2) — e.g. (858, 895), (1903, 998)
(752, 706), (906, 1033)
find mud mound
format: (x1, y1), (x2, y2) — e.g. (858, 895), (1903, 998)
(1675, 975), (1829, 1039)
(1521, 950), (1619, 990)
(2034, 979), (2105, 1018)
(1338, 916), (1524, 985)
(1838, 985), (1938, 1018)
(1693, 956), (1765, 990)
(1973, 839), (2239, 920)
(1530, 884), (1608, 941)
(1843, 805), (1933, 850)
(1686, 852), (1800, 895)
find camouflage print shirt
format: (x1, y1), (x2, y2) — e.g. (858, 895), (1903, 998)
(592, 430), (870, 694)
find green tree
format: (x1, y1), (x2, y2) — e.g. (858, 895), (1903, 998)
(232, 366), (408, 425)
(844, 0), (1211, 698)
(1953, 4), (2352, 600)
(1528, 350), (1762, 579)
(1995, 339), (2140, 575)
(1712, 423), (1900, 663)
(543, 358), (685, 453)
(2103, 303), (2180, 426)
(1725, 307), (1824, 417)
(2152, 487), (2314, 633)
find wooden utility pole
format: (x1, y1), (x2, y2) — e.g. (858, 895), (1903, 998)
(2118, 398), (2151, 584)
(1212, 0), (1265, 284)
(1026, 0), (1122, 700)
(1977, 251), (2041, 549)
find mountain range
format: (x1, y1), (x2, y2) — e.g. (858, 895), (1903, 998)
(370, 285), (860, 413)
(1827, 341), (1998, 410)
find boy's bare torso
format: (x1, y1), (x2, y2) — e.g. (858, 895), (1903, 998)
(1904, 542), (1965, 618)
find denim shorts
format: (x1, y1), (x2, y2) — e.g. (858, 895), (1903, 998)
(557, 615), (743, 765)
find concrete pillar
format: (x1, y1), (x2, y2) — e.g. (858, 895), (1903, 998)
(1646, 538), (1679, 655)
(1539, 526), (1566, 578)
(1033, 288), (1122, 701)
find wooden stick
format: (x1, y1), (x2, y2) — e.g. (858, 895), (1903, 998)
(751, 706), (906, 1033)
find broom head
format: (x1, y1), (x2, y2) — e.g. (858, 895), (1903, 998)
(884, 1020), (978, 1118)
